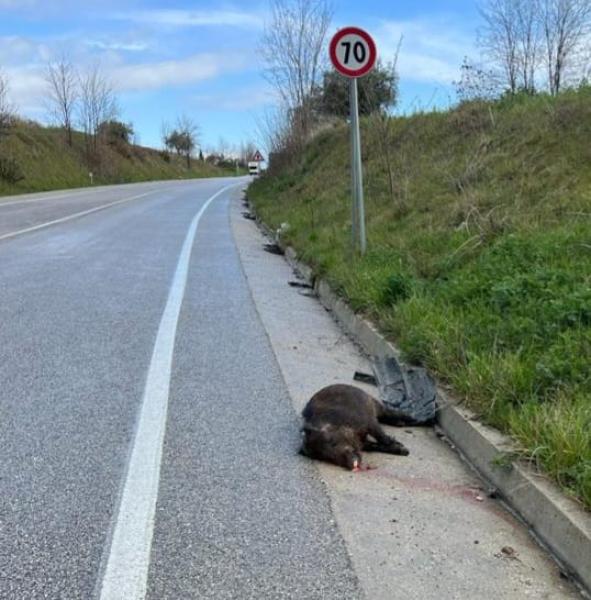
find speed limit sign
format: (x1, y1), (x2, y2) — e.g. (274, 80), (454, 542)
(329, 26), (378, 255)
(329, 27), (377, 78)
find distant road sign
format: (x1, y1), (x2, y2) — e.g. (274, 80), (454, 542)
(329, 27), (377, 78)
(252, 150), (265, 162)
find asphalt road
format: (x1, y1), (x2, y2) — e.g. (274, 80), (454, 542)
(0, 179), (581, 600)
(0, 179), (358, 599)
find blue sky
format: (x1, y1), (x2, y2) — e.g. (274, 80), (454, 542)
(0, 0), (481, 153)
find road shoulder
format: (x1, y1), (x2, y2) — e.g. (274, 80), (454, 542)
(231, 193), (581, 600)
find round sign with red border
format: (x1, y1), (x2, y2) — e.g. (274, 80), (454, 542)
(329, 27), (377, 78)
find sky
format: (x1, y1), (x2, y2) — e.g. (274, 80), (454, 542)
(0, 0), (482, 154)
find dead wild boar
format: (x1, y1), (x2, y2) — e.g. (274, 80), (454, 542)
(299, 384), (414, 471)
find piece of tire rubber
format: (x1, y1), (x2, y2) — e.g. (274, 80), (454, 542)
(372, 356), (437, 425)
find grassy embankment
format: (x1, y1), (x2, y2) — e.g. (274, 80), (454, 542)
(249, 89), (591, 508)
(0, 121), (232, 197)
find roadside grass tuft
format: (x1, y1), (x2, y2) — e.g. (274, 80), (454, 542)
(509, 392), (591, 507)
(250, 89), (591, 509)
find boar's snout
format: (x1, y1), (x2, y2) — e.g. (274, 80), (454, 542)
(338, 446), (363, 471)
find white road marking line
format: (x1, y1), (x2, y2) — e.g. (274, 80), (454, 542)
(0, 190), (160, 242)
(0, 189), (105, 208)
(98, 182), (240, 600)
(0, 182), (164, 208)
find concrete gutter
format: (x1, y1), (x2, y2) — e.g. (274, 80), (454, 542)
(251, 208), (591, 596)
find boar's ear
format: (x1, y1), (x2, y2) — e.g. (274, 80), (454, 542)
(302, 424), (328, 435)
(302, 425), (317, 434)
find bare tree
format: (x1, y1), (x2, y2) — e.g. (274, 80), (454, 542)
(541, 0), (591, 94)
(478, 0), (542, 94)
(261, 0), (333, 146)
(216, 136), (231, 160)
(174, 114), (199, 168)
(239, 140), (257, 165)
(78, 64), (118, 158)
(0, 70), (14, 140)
(515, 0), (543, 93)
(479, 0), (520, 94)
(45, 57), (78, 146)
(255, 105), (292, 172)
(479, 0), (591, 95)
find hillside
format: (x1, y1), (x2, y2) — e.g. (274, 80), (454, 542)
(249, 88), (591, 508)
(0, 121), (230, 197)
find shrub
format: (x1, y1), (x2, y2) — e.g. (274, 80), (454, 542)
(0, 155), (24, 183)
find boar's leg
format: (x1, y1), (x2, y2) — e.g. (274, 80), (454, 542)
(376, 403), (417, 426)
(365, 424), (409, 456)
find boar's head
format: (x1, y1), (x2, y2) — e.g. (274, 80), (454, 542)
(300, 423), (363, 470)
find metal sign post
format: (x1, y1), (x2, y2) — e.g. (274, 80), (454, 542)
(329, 27), (377, 255)
(349, 77), (366, 255)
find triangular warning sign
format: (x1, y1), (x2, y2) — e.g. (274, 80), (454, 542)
(252, 150), (265, 162)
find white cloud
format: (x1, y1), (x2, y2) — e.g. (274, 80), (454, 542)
(3, 66), (46, 113)
(375, 18), (475, 85)
(0, 36), (51, 65)
(3, 51), (249, 115)
(111, 9), (264, 30)
(86, 40), (149, 53)
(112, 52), (247, 92)
(194, 85), (276, 111)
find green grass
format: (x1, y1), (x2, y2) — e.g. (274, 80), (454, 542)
(0, 121), (233, 197)
(249, 88), (591, 509)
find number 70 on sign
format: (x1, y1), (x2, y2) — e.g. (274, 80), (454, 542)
(329, 27), (377, 78)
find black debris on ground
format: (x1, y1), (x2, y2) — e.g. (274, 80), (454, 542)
(288, 281), (313, 289)
(353, 371), (378, 386)
(372, 356), (437, 425)
(263, 243), (284, 255)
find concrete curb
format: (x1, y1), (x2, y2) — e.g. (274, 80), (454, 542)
(251, 209), (591, 596)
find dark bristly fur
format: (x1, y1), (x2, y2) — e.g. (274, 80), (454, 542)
(299, 384), (414, 470)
